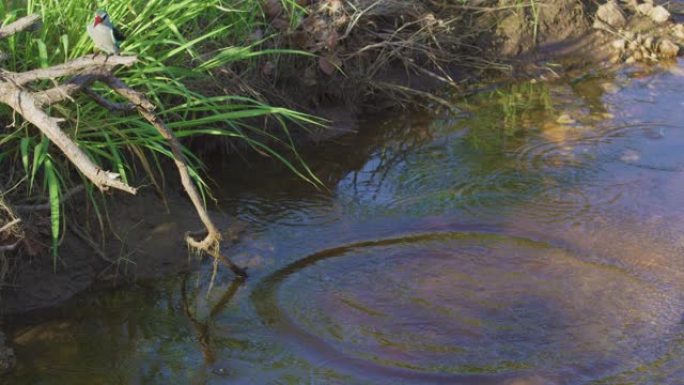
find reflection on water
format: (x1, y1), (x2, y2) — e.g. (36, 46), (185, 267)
(252, 231), (680, 384)
(6, 62), (684, 384)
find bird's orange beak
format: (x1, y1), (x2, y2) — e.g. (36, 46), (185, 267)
(94, 15), (102, 27)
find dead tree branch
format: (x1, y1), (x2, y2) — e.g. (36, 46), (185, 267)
(33, 72), (104, 106)
(0, 14), (41, 39)
(103, 76), (247, 277)
(0, 14), (247, 276)
(6, 55), (136, 86)
(0, 86), (138, 194)
(83, 88), (136, 112)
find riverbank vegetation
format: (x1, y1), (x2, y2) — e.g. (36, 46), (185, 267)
(0, 0), (322, 285)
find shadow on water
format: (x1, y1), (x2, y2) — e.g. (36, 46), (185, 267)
(6, 61), (684, 384)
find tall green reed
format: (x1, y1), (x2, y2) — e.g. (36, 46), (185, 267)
(0, 0), (319, 259)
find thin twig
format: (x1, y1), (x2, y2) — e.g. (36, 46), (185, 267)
(0, 218), (21, 234)
(68, 222), (117, 264)
(33, 72), (104, 106)
(14, 185), (85, 212)
(84, 87), (136, 112)
(0, 240), (21, 252)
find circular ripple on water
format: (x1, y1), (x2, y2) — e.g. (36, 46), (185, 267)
(252, 231), (681, 384)
(513, 136), (614, 180)
(385, 170), (602, 226)
(228, 193), (338, 230)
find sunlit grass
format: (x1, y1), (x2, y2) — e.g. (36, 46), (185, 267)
(0, 0), (320, 258)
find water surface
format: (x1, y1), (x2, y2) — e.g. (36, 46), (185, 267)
(6, 63), (684, 384)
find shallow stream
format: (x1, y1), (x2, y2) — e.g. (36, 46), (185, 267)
(6, 63), (684, 384)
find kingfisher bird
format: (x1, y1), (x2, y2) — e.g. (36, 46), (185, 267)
(86, 9), (125, 55)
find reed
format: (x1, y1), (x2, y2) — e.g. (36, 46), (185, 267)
(0, 0), (319, 258)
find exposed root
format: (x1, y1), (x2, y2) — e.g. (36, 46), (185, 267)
(0, 197), (23, 286)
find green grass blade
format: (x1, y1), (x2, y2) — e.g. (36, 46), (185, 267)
(29, 136), (48, 194)
(20, 137), (30, 175)
(45, 157), (61, 268)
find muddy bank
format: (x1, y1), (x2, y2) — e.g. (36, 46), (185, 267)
(213, 0), (684, 148)
(199, 0), (608, 149)
(3, 0), (684, 369)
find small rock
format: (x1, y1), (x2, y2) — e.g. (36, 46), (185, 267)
(658, 39), (680, 58)
(625, 55), (637, 64)
(644, 36), (654, 49)
(612, 39), (626, 51)
(601, 82), (621, 94)
(211, 367), (231, 376)
(649, 6), (671, 24)
(556, 113), (576, 125)
(632, 49), (644, 61)
(673, 24), (684, 40)
(622, 0), (639, 12)
(621, 149), (640, 163)
(636, 3), (654, 16)
(594, 1), (627, 31)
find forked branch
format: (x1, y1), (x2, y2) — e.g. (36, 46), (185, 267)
(0, 14), (246, 277)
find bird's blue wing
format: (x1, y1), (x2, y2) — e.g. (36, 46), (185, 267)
(112, 26), (125, 42)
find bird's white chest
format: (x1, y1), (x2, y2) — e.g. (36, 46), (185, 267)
(87, 23), (117, 54)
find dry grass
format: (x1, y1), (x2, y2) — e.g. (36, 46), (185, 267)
(225, 0), (531, 119)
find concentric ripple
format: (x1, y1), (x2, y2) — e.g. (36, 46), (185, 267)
(252, 230), (681, 384)
(513, 134), (618, 180)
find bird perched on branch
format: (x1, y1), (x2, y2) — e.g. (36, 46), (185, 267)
(86, 9), (124, 55)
